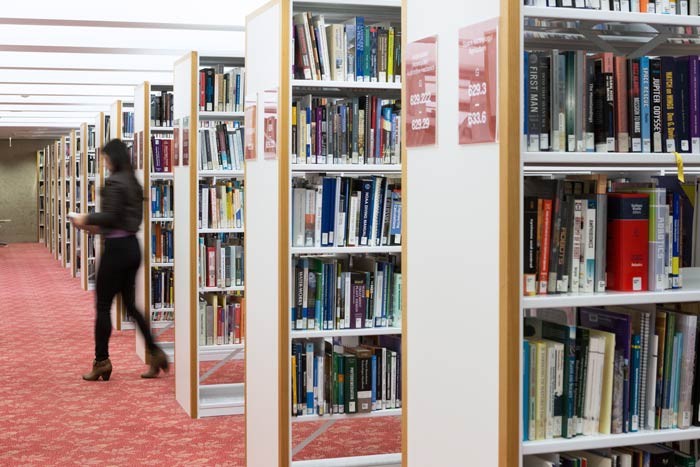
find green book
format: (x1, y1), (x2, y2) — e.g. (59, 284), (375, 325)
(344, 354), (357, 414)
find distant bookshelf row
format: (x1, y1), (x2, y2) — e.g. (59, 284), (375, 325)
(291, 335), (401, 417)
(524, 52), (700, 155)
(523, 175), (692, 297)
(198, 294), (244, 346)
(524, 442), (699, 467)
(523, 0), (700, 14)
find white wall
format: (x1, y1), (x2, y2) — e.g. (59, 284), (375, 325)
(405, 0), (502, 464)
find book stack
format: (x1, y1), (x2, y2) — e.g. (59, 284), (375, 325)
(198, 179), (244, 230)
(292, 12), (401, 83)
(522, 305), (700, 442)
(524, 444), (697, 467)
(150, 135), (173, 173)
(291, 335), (401, 416)
(292, 255), (401, 332)
(122, 111), (134, 139)
(197, 234), (244, 289)
(198, 124), (244, 171)
(151, 268), (174, 311)
(292, 95), (401, 165)
(198, 65), (245, 113)
(151, 223), (173, 263)
(523, 175), (689, 295)
(525, 51), (700, 154)
(150, 91), (174, 127)
(197, 295), (244, 345)
(525, 0), (698, 14)
(292, 175), (401, 248)
(151, 180), (173, 219)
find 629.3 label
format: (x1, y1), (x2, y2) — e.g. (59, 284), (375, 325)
(411, 117), (430, 131)
(466, 111), (487, 128)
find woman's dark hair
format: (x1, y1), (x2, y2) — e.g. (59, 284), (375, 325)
(102, 139), (133, 174)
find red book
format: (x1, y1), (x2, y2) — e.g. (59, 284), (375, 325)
(538, 199), (553, 295)
(199, 71), (206, 111)
(234, 303), (242, 344)
(162, 139), (171, 173)
(606, 193), (649, 291)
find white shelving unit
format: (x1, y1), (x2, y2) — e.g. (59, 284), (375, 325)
(246, 1), (404, 465)
(518, 5), (700, 464)
(173, 52), (246, 418)
(37, 149), (46, 244)
(81, 122), (97, 291)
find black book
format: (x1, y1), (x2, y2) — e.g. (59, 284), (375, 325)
(604, 71), (616, 152)
(629, 58), (642, 152)
(585, 57), (596, 151)
(675, 56), (691, 153)
(593, 60), (607, 152)
(539, 55), (551, 151)
(651, 58), (663, 152)
(523, 196), (539, 295)
(527, 52), (541, 152)
(547, 180), (565, 294)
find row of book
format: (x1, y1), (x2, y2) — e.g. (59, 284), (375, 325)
(292, 255), (401, 332)
(151, 267), (174, 310)
(151, 223), (173, 263)
(87, 152), (96, 175)
(292, 176), (402, 248)
(197, 294), (244, 346)
(198, 124), (244, 172)
(291, 336), (401, 417)
(199, 66), (245, 113)
(150, 91), (174, 128)
(525, 0), (699, 14)
(151, 136), (173, 173)
(198, 234), (244, 289)
(122, 111), (134, 139)
(293, 13), (401, 84)
(523, 175), (691, 295)
(198, 180), (244, 230)
(151, 180), (173, 219)
(292, 96), (401, 165)
(523, 305), (700, 443)
(151, 308), (173, 323)
(525, 51), (700, 154)
(524, 444), (697, 467)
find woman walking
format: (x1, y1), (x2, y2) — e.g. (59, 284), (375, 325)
(71, 139), (168, 381)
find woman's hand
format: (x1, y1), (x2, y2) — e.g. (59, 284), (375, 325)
(70, 214), (88, 229)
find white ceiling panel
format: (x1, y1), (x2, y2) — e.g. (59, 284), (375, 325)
(0, 95), (129, 104)
(0, 69), (173, 85)
(0, 84), (134, 95)
(0, 52), (179, 71)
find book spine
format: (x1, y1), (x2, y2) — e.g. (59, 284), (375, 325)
(662, 57), (677, 153)
(641, 56), (652, 152)
(691, 56), (700, 154)
(615, 56), (629, 152)
(585, 56), (596, 151)
(594, 193), (607, 293)
(630, 59), (642, 152)
(676, 57), (691, 153)
(539, 56), (551, 151)
(651, 58), (664, 152)
(631, 334), (641, 432)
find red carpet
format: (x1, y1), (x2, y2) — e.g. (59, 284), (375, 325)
(0, 243), (400, 465)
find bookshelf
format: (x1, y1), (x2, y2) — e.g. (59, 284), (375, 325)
(133, 81), (176, 364)
(512, 5), (700, 466)
(106, 100), (134, 331)
(70, 130), (80, 279)
(44, 144), (53, 249)
(80, 122), (97, 291)
(172, 51), (246, 418)
(60, 136), (70, 269)
(246, 2), (403, 465)
(37, 149), (45, 244)
(51, 141), (60, 260)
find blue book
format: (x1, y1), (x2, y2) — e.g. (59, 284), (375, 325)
(320, 178), (333, 246)
(630, 334), (641, 432)
(356, 17), (365, 82)
(306, 342), (315, 414)
(523, 340), (530, 441)
(641, 56), (652, 152)
(672, 192), (681, 288)
(359, 179), (373, 246)
(301, 258), (309, 326)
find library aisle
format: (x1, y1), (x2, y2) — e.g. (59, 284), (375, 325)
(0, 243), (399, 465)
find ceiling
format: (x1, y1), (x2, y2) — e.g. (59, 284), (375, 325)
(0, 0), (265, 139)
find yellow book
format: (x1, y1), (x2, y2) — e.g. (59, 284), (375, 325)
(533, 339), (547, 440)
(589, 329), (615, 435)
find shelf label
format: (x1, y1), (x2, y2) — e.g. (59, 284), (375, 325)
(674, 151), (685, 183)
(244, 98), (257, 161)
(405, 35), (437, 148)
(458, 17), (499, 145)
(263, 89), (278, 160)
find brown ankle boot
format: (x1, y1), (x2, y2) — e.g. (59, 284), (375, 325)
(141, 347), (169, 378)
(83, 359), (112, 381)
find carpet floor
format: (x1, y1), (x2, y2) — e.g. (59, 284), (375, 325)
(0, 243), (400, 466)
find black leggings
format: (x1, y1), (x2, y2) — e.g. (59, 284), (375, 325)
(95, 235), (156, 361)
